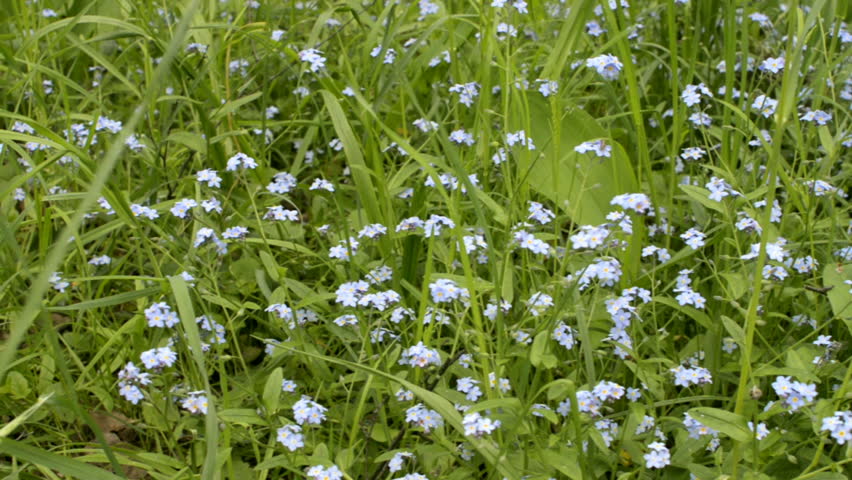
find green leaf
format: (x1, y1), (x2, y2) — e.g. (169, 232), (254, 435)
(530, 331), (557, 369)
(369, 423), (396, 443)
(799, 474), (848, 480)
(7, 372), (30, 399)
(688, 463), (720, 480)
(258, 251), (281, 282)
(166, 131), (207, 154)
(817, 126), (836, 158)
(254, 454), (294, 471)
(678, 184), (726, 214)
(822, 263), (852, 334)
(0, 438), (123, 480)
(752, 365), (812, 378)
(263, 368), (283, 415)
(319, 90), (383, 226)
(169, 275), (218, 480)
(466, 397), (523, 416)
(689, 407), (751, 442)
(539, 447), (581, 480)
(540, 0), (594, 80)
(527, 101), (637, 225)
(654, 297), (712, 329)
(335, 447), (356, 471)
(200, 294), (241, 312)
(47, 287), (160, 312)
(0, 393), (54, 438)
(230, 257), (261, 285)
(721, 273), (749, 300)
(218, 409), (266, 427)
(720, 316), (746, 349)
(544, 379), (575, 401)
(784, 348), (820, 383)
(470, 187), (508, 226)
(211, 92), (262, 120)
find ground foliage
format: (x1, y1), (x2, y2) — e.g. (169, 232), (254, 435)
(0, 1), (851, 479)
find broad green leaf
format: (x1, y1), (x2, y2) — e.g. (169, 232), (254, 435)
(817, 125), (836, 157)
(798, 474), (848, 480)
(654, 297), (713, 329)
(720, 316), (746, 349)
(689, 407), (751, 442)
(721, 273), (749, 300)
(218, 409), (267, 426)
(470, 186), (508, 226)
(527, 100), (637, 225)
(679, 184), (726, 214)
(254, 454), (294, 471)
(539, 447), (581, 480)
(530, 331), (557, 369)
(784, 348), (820, 383)
(688, 463), (720, 480)
(263, 367), (283, 415)
(258, 251), (281, 282)
(166, 131), (207, 154)
(823, 263), (852, 335)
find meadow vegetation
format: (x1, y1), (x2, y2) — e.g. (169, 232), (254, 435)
(0, 0), (851, 479)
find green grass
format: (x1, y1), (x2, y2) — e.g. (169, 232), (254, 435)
(1, 1), (851, 479)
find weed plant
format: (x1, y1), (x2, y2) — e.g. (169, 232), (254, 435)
(0, 1), (851, 479)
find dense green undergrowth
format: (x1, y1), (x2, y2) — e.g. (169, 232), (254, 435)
(0, 1), (851, 479)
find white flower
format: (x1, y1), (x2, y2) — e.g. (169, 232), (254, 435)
(298, 48), (326, 73)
